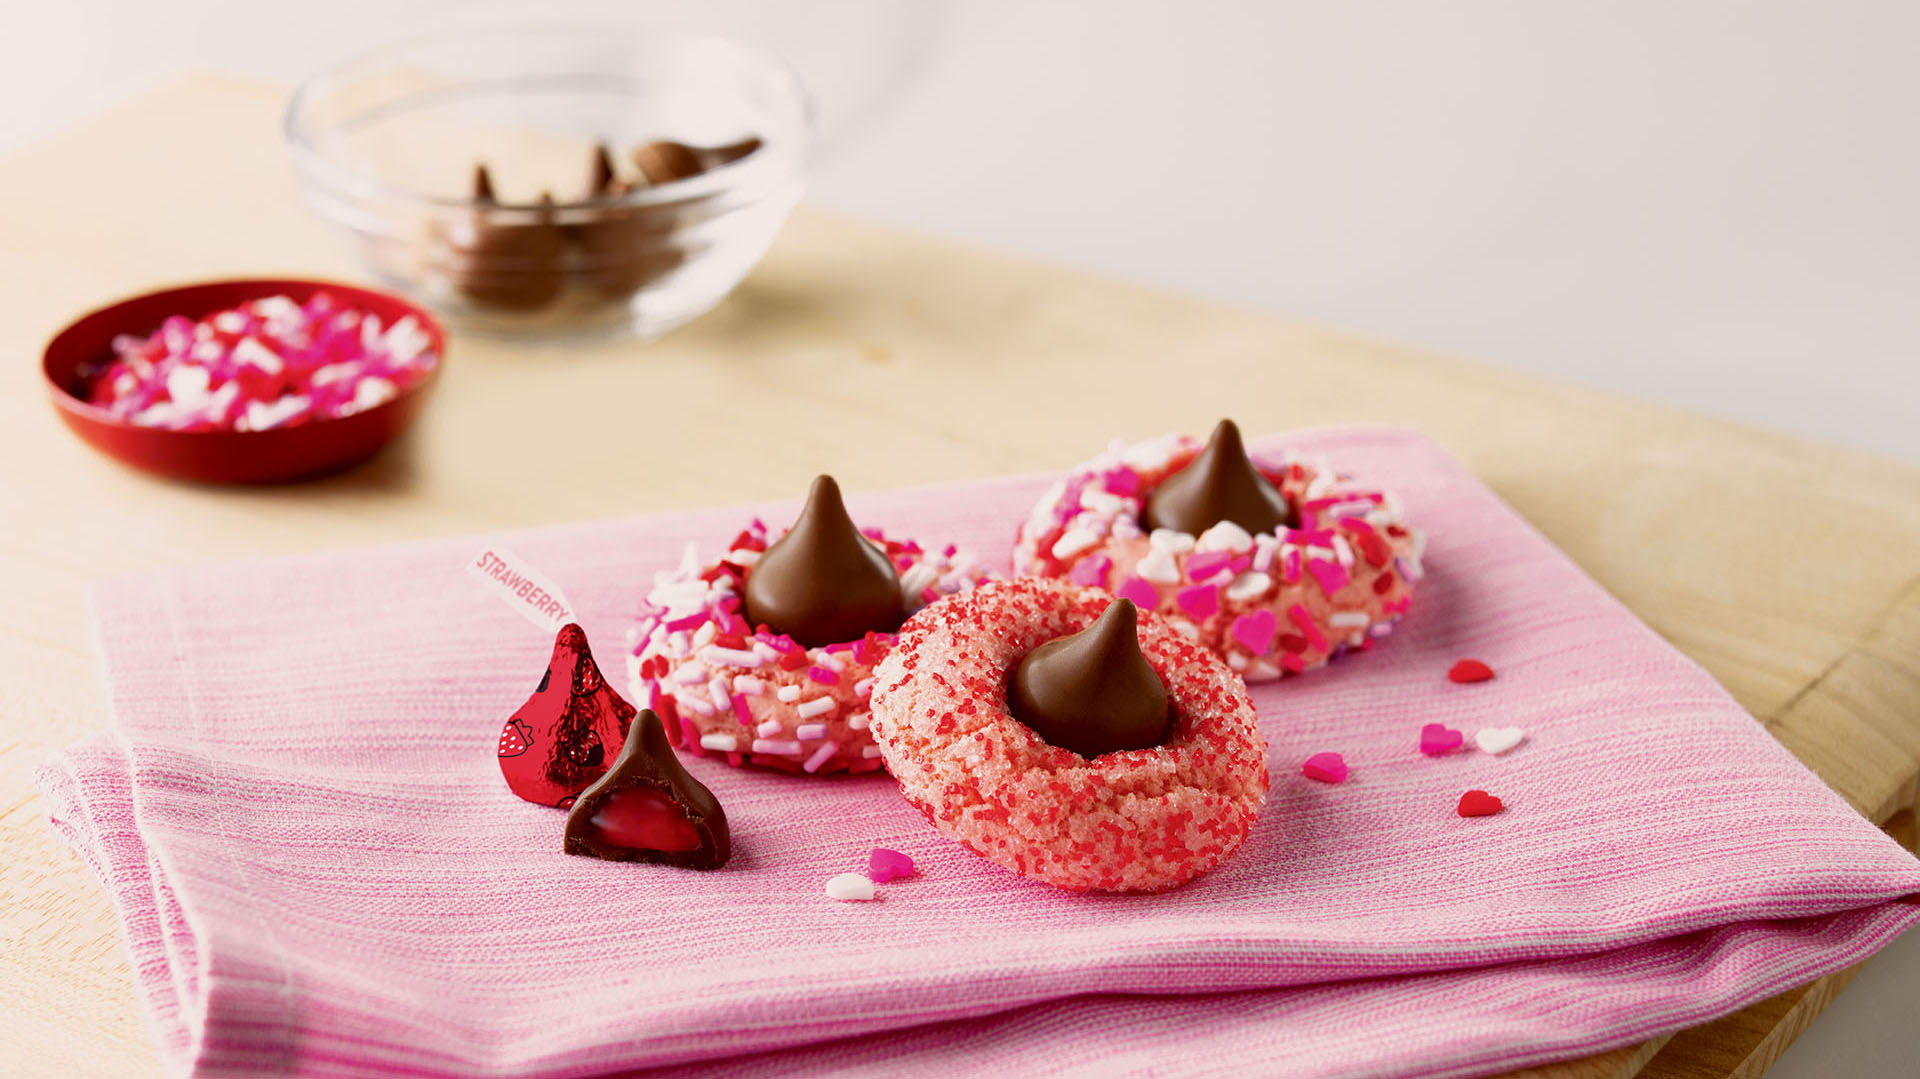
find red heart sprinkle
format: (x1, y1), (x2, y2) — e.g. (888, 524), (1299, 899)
(1457, 790), (1503, 817)
(1449, 659), (1495, 684)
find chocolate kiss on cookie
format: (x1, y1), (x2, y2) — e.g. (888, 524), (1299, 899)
(565, 710), (731, 869)
(1143, 418), (1295, 536)
(1010, 599), (1172, 758)
(743, 475), (907, 648)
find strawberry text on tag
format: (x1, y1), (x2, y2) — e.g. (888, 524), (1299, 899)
(467, 547), (576, 632)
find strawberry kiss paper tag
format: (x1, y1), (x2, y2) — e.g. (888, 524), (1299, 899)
(466, 548), (637, 810)
(468, 547), (576, 633)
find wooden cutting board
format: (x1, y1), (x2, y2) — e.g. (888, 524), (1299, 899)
(2, 75), (1916, 1079)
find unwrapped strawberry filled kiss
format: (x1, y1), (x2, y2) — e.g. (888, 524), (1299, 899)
(565, 710), (731, 870)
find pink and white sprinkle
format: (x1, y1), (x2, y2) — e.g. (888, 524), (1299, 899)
(85, 293), (436, 432)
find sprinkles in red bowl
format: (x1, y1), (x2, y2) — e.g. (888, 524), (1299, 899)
(43, 278), (446, 484)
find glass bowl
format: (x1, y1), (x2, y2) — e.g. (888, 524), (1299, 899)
(285, 26), (812, 338)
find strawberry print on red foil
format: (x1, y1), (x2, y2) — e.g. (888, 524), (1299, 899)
(498, 623), (637, 808)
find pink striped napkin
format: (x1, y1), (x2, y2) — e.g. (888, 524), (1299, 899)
(39, 428), (1920, 1079)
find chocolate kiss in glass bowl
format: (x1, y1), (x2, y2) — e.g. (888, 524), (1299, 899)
(285, 26), (814, 339)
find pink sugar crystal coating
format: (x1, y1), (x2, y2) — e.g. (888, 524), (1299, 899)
(869, 577), (1269, 893)
(867, 848), (916, 882)
(86, 292), (437, 432)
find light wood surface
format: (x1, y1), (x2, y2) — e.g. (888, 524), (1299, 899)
(3, 75), (1917, 1079)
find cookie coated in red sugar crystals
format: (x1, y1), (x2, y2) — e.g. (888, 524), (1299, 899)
(869, 577), (1269, 892)
(1013, 421), (1425, 681)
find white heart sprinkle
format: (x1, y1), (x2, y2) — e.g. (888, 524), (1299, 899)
(1196, 520), (1255, 553)
(1475, 727), (1526, 755)
(825, 873), (877, 902)
(1137, 548), (1181, 584)
(1149, 528), (1197, 554)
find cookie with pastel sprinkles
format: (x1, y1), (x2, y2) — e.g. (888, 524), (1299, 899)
(1012, 421), (1425, 680)
(628, 477), (993, 775)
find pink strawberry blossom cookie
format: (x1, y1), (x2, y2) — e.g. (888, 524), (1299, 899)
(869, 577), (1268, 892)
(1013, 423), (1425, 680)
(628, 519), (990, 776)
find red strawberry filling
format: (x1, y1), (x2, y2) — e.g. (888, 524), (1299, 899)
(584, 787), (701, 852)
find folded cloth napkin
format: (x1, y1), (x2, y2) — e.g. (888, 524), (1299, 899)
(39, 428), (1920, 1079)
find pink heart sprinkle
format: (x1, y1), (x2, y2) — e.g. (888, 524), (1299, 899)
(1231, 609), (1278, 655)
(867, 848), (916, 883)
(1301, 752), (1348, 784)
(1419, 723), (1465, 756)
(1307, 558), (1350, 597)
(1114, 574), (1160, 610)
(1175, 583), (1220, 620)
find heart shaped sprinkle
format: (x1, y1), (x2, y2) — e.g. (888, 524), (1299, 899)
(1175, 583), (1220, 619)
(1475, 727), (1525, 755)
(1230, 609), (1279, 655)
(1114, 574), (1160, 610)
(825, 872), (878, 901)
(1419, 723), (1464, 756)
(1301, 752), (1349, 784)
(867, 848), (916, 883)
(1457, 790), (1504, 818)
(1449, 659), (1495, 684)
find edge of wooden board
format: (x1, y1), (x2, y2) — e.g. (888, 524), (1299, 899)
(1501, 811), (1919, 1079)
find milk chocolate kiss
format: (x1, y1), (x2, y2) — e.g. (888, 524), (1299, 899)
(631, 137), (764, 186)
(576, 144), (682, 297)
(589, 142), (622, 196)
(632, 140), (706, 185)
(742, 476), (907, 647)
(1142, 419), (1295, 536)
(1009, 599), (1172, 758)
(449, 165), (566, 311)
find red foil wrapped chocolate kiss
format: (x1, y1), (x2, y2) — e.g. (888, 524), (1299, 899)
(497, 623), (637, 808)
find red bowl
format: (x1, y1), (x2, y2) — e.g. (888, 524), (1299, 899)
(43, 278), (447, 484)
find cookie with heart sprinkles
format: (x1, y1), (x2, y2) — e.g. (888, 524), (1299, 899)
(1012, 421), (1425, 681)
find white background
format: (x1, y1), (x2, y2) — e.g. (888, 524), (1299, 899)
(4, 1), (1916, 1074)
